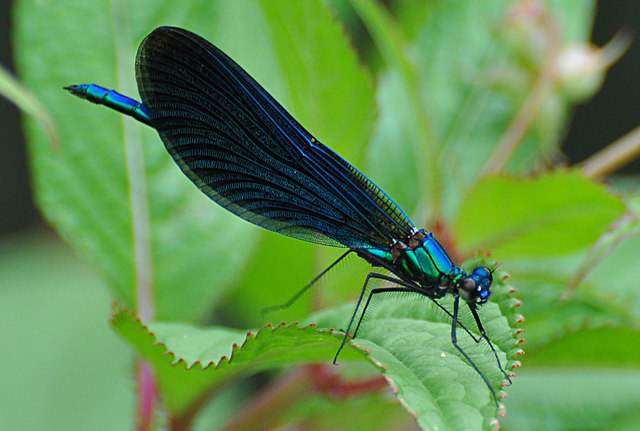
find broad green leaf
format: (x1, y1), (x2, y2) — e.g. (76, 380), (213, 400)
(353, 0), (436, 219)
(14, 0), (374, 322)
(506, 264), (629, 352)
(364, 69), (425, 217)
(111, 309), (367, 416)
(470, 186), (639, 357)
(511, 213), (640, 355)
(455, 170), (626, 257)
(310, 267), (523, 430)
(13, 0), (254, 320)
(524, 327), (640, 368)
(579, 208), (640, 321)
(113, 262), (521, 429)
(258, 0), (375, 163)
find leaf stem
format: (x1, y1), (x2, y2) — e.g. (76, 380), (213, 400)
(110, 1), (156, 428)
(581, 125), (640, 179)
(0, 63), (60, 150)
(481, 7), (561, 176)
(137, 361), (158, 431)
(564, 212), (639, 298)
(110, 1), (155, 321)
(481, 68), (556, 176)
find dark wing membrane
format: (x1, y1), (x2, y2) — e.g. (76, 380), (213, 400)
(135, 26), (414, 248)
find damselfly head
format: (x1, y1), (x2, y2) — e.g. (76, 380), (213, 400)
(459, 267), (492, 305)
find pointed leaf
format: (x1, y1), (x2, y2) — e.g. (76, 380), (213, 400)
(14, 0), (374, 322)
(113, 262), (521, 429)
(111, 309), (366, 415)
(310, 267), (523, 430)
(455, 170), (626, 257)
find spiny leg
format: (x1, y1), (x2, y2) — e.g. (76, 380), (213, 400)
(350, 249), (480, 340)
(451, 296), (500, 407)
(335, 274), (481, 360)
(353, 285), (482, 342)
(261, 250), (354, 315)
(353, 284), (415, 338)
(333, 272), (402, 364)
(468, 303), (512, 384)
(426, 296), (481, 342)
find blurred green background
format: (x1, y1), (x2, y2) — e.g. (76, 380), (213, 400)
(2, 1), (640, 430)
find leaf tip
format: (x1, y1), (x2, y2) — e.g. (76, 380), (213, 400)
(172, 357), (187, 367)
(487, 416), (502, 429)
(187, 360), (203, 370)
(512, 313), (526, 324)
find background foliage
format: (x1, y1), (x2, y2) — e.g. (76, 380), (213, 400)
(2, 0), (640, 430)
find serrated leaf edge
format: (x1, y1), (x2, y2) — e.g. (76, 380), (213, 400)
(111, 308), (371, 371)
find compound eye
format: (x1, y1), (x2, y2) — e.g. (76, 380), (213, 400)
(473, 267), (493, 287)
(474, 266), (492, 280)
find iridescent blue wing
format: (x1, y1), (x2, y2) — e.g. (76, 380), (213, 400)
(135, 26), (414, 248)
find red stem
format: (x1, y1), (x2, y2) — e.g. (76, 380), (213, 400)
(137, 360), (158, 431)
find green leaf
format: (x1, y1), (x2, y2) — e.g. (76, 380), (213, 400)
(579, 212), (640, 320)
(507, 266), (623, 351)
(111, 309), (366, 416)
(257, 0), (375, 164)
(512, 217), (640, 355)
(364, 69), (425, 216)
(353, 0), (436, 218)
(13, 0), (375, 322)
(113, 262), (521, 429)
(455, 170), (626, 257)
(525, 327), (640, 368)
(472, 183), (639, 358)
(310, 267), (523, 430)
(14, 0), (256, 320)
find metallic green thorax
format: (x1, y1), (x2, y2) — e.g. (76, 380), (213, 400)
(361, 229), (465, 299)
